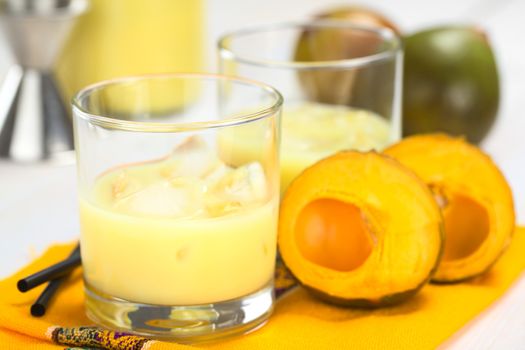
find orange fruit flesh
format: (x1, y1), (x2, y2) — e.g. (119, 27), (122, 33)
(295, 198), (374, 272)
(441, 194), (489, 261)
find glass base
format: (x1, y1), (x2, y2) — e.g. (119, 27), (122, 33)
(84, 282), (274, 343)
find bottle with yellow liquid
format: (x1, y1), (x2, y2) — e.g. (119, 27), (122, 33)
(56, 0), (204, 102)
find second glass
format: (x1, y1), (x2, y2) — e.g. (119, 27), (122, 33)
(219, 22), (403, 191)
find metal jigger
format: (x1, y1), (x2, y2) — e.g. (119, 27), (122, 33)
(0, 0), (87, 162)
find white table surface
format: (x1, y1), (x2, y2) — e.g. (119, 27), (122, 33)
(1, 0), (525, 348)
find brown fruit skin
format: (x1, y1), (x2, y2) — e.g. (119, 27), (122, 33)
(294, 6), (401, 117)
(403, 27), (500, 144)
(314, 6), (400, 35)
(303, 278), (428, 308)
(430, 257), (499, 285)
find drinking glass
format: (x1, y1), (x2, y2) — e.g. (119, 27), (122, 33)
(219, 22), (402, 191)
(72, 73), (282, 342)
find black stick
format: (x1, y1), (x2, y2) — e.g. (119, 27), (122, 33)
(30, 277), (65, 317)
(17, 244), (81, 292)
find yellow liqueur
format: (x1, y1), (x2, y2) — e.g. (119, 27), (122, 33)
(79, 137), (278, 305)
(219, 102), (393, 191)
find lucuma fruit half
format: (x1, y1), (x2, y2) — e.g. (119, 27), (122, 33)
(278, 151), (443, 307)
(385, 134), (515, 282)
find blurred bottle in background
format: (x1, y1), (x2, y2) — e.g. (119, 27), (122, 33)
(55, 0), (204, 103)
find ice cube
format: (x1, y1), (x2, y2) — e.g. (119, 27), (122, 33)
(243, 162), (267, 201)
(113, 178), (206, 218)
(110, 170), (141, 200)
(204, 195), (243, 217)
(105, 135), (269, 219)
(203, 163), (232, 186)
(211, 163), (267, 204)
(160, 136), (223, 179)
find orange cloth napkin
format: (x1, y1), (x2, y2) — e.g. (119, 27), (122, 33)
(1, 227), (525, 350)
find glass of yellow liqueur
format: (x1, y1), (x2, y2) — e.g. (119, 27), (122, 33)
(72, 74), (282, 342)
(219, 22), (402, 191)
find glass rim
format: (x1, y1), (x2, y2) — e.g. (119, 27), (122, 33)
(218, 20), (402, 69)
(72, 73), (283, 133)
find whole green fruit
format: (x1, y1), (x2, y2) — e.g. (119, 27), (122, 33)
(403, 27), (500, 144)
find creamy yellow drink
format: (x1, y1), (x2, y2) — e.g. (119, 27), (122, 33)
(219, 102), (394, 191)
(80, 137), (277, 305)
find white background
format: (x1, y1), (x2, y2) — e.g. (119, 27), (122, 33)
(1, 0), (524, 348)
